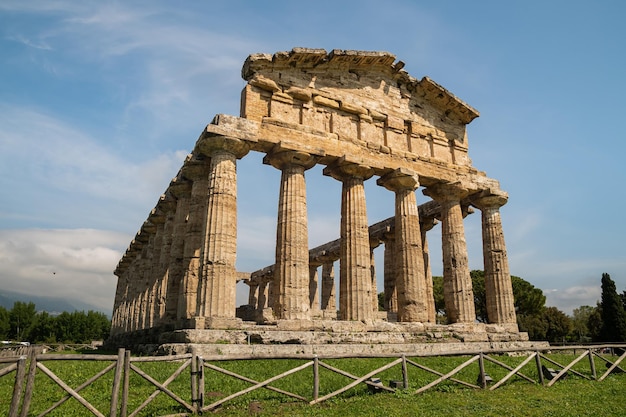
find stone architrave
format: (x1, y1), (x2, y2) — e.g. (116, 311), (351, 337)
(424, 183), (476, 323)
(472, 193), (517, 328)
(378, 168), (428, 322)
(323, 161), (374, 322)
(197, 137), (250, 326)
(264, 149), (317, 320)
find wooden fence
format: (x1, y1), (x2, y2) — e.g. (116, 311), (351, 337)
(1, 344), (625, 416)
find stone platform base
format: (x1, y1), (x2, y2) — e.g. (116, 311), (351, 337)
(157, 340), (549, 358)
(114, 321), (547, 357)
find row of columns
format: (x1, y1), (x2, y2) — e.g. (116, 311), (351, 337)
(111, 138), (517, 335)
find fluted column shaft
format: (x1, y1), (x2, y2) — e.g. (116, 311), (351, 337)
(265, 150), (316, 320)
(424, 184), (475, 323)
(378, 169), (428, 322)
(320, 262), (336, 311)
(166, 180), (191, 326)
(201, 151), (239, 318)
(474, 195), (517, 326)
(383, 237), (397, 313)
(324, 162), (374, 321)
(421, 228), (436, 323)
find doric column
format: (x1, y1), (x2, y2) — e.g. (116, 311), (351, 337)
(378, 168), (428, 322)
(421, 216), (438, 323)
(154, 194), (177, 328)
(472, 193), (517, 328)
(264, 150), (317, 320)
(369, 238), (381, 313)
(383, 235), (397, 313)
(309, 265), (320, 312)
(423, 183), (475, 323)
(197, 136), (249, 326)
(165, 178), (191, 327)
(175, 158), (211, 327)
(320, 261), (336, 312)
(247, 281), (259, 307)
(323, 161), (374, 322)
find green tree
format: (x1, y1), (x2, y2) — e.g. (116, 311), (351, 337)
(0, 306), (10, 340)
(435, 271), (546, 324)
(588, 303), (603, 342)
(28, 311), (56, 343)
(599, 273), (626, 342)
(543, 306), (572, 344)
(9, 301), (37, 341)
(571, 305), (595, 343)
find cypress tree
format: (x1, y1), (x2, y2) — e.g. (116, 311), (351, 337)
(599, 273), (626, 342)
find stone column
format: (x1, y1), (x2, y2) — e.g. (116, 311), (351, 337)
(176, 158), (211, 327)
(320, 261), (336, 312)
(369, 238), (381, 313)
(309, 264), (320, 312)
(383, 235), (397, 314)
(264, 150), (317, 321)
(165, 179), (191, 327)
(323, 162), (374, 322)
(197, 136), (249, 327)
(154, 194), (177, 328)
(378, 168), (428, 322)
(421, 216), (438, 323)
(247, 281), (259, 307)
(473, 193), (517, 328)
(424, 183), (475, 323)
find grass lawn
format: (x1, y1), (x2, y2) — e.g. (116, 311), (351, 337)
(1, 352), (625, 416)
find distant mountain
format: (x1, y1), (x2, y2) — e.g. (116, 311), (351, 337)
(0, 290), (108, 316)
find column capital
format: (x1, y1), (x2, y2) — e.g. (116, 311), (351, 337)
(168, 176), (192, 198)
(180, 156), (211, 180)
(422, 182), (469, 202)
(377, 168), (419, 192)
(471, 190), (508, 210)
(197, 135), (250, 159)
(323, 160), (374, 182)
(263, 149), (317, 170)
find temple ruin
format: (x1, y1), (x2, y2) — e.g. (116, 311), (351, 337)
(108, 48), (535, 354)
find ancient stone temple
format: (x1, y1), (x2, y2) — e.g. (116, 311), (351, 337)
(108, 48), (535, 355)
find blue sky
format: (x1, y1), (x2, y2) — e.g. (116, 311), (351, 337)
(1, 0), (625, 315)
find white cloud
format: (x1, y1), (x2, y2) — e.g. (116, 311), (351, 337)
(0, 228), (127, 312)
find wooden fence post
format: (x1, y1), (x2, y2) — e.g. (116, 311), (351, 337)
(109, 348), (125, 417)
(18, 348), (37, 417)
(9, 356), (26, 417)
(478, 352), (487, 389)
(198, 356), (205, 411)
(313, 356), (319, 401)
(402, 355), (408, 389)
(535, 351), (544, 385)
(588, 348), (597, 380)
(191, 350), (198, 413)
(120, 349), (131, 417)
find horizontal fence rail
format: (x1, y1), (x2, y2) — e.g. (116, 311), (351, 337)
(1, 344), (625, 416)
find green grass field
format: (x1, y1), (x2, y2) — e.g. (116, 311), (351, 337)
(1, 352), (625, 416)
